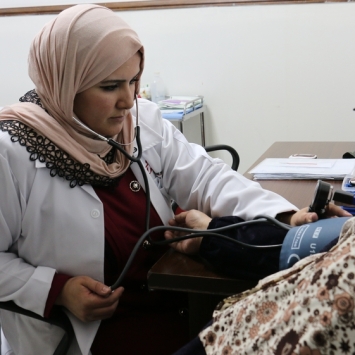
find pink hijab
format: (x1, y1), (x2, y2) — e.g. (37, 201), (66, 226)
(0, 4), (144, 178)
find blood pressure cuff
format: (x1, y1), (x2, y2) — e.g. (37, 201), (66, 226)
(199, 216), (288, 280)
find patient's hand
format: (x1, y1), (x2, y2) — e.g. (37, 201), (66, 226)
(164, 210), (212, 255)
(277, 203), (352, 226)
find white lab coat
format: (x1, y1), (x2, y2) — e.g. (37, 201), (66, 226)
(0, 99), (297, 355)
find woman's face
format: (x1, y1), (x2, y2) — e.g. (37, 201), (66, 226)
(73, 52), (141, 137)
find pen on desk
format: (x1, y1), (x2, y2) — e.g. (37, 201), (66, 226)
(280, 162), (319, 165)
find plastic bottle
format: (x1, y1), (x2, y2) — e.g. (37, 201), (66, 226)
(139, 84), (151, 100)
(150, 72), (166, 104)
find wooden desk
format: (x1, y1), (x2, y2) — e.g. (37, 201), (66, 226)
(147, 248), (256, 337)
(245, 141), (355, 208)
(147, 141), (355, 336)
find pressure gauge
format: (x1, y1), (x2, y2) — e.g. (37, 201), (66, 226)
(309, 180), (333, 218)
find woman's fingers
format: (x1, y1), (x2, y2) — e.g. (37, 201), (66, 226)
(56, 276), (124, 322)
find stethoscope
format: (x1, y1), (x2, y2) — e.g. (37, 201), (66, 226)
(73, 96), (151, 236)
(73, 95), (291, 291)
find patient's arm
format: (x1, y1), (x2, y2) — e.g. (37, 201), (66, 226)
(165, 210), (287, 279)
(164, 210), (210, 255)
(165, 204), (351, 256)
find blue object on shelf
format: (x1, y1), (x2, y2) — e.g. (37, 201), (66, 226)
(159, 96), (206, 146)
(159, 96), (203, 120)
(160, 104), (203, 120)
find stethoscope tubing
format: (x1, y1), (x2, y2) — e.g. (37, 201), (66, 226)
(107, 126), (151, 233)
(73, 98), (291, 291)
(110, 214), (290, 290)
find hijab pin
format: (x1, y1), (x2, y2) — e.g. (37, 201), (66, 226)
(130, 180), (141, 192)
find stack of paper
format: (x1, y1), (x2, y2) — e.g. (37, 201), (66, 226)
(249, 158), (355, 180)
(159, 96), (204, 120)
(159, 96), (203, 110)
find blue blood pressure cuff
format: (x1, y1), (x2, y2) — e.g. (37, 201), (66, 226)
(199, 216), (288, 280)
(199, 216), (350, 281)
(279, 217), (350, 270)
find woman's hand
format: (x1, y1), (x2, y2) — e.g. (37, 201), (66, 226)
(55, 276), (124, 323)
(164, 209), (212, 255)
(277, 203), (352, 227)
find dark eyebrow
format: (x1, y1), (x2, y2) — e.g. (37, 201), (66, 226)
(100, 71), (141, 85)
(100, 79), (125, 85)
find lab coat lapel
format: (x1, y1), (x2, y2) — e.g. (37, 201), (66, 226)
(66, 311), (100, 355)
(130, 162), (173, 225)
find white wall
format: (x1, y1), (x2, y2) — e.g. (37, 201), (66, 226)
(1, 2), (355, 173)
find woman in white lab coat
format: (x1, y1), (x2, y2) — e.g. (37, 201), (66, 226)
(0, 4), (349, 355)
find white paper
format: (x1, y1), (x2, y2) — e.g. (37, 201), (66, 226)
(249, 158), (355, 180)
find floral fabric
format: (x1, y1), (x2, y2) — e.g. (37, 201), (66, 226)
(199, 217), (355, 355)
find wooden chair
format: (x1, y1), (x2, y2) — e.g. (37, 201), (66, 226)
(173, 144), (240, 214)
(204, 144), (239, 172)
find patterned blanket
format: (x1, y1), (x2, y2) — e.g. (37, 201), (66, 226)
(199, 217), (355, 355)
